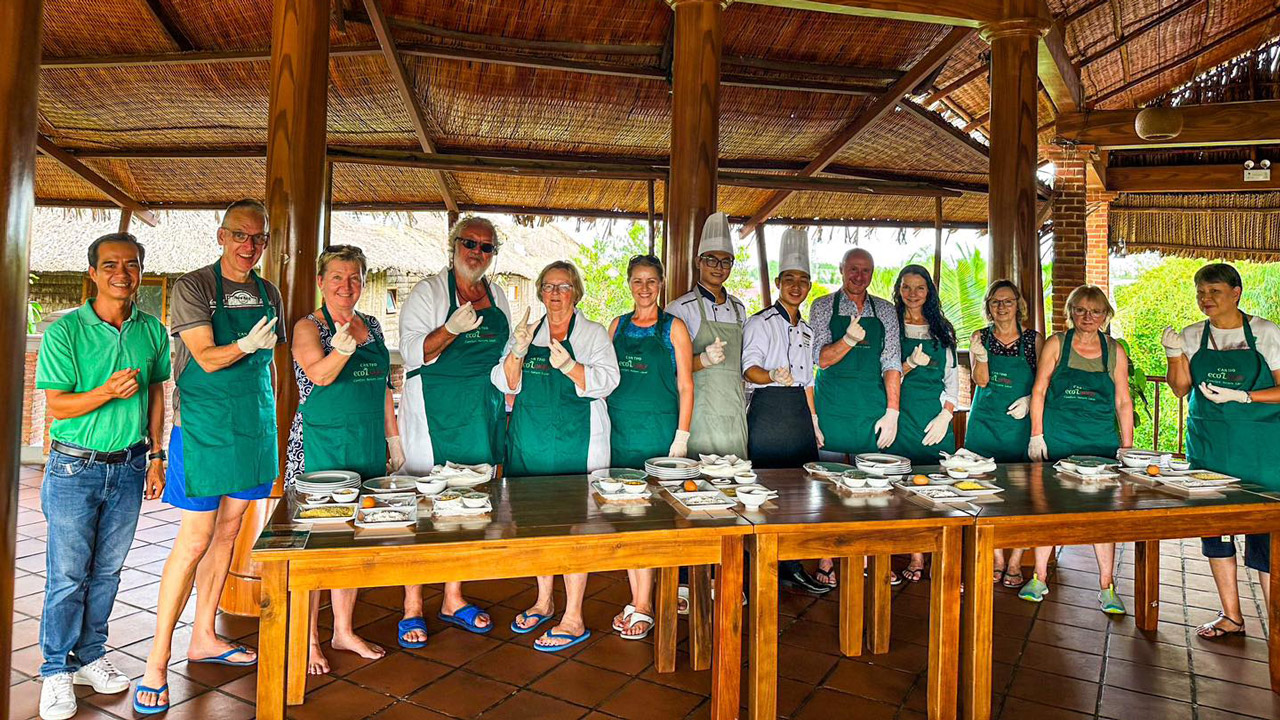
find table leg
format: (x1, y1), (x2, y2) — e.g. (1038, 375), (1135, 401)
(689, 564), (714, 671)
(867, 554), (892, 654)
(656, 566), (679, 673)
(1270, 533), (1280, 692)
(286, 588), (309, 705)
(711, 536), (744, 720)
(839, 556), (864, 657)
(961, 525), (994, 720)
(255, 560), (288, 720)
(748, 534), (778, 720)
(1134, 540), (1161, 632)
(928, 527), (961, 720)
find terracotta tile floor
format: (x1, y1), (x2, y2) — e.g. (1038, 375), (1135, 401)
(9, 465), (1280, 719)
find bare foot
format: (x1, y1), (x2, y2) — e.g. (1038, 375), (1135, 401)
(135, 668), (170, 710)
(516, 602), (555, 631)
(623, 608), (652, 637)
(331, 632), (385, 660)
(308, 642), (329, 675)
(440, 597), (491, 629)
(534, 618), (586, 649)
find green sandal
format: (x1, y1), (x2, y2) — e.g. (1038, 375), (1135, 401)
(1018, 574), (1049, 603)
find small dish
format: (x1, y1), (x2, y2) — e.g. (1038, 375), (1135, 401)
(330, 488), (357, 503)
(462, 492), (489, 509)
(415, 478), (446, 495)
(733, 471), (758, 484)
(1168, 459), (1191, 472)
(598, 479), (624, 493)
(946, 468), (970, 480)
(434, 490), (463, 509)
(622, 480), (648, 494)
(737, 489), (769, 509)
(840, 471), (867, 489)
(866, 475), (891, 488)
(303, 492), (330, 504)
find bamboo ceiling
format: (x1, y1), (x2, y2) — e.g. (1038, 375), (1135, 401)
(35, 0), (1277, 224)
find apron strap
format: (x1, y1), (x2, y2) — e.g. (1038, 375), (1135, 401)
(1056, 329), (1075, 375)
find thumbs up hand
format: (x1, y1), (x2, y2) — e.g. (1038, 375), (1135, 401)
(700, 336), (726, 367)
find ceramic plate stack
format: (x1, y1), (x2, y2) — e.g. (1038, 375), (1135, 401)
(855, 453), (912, 476)
(645, 457), (702, 483)
(295, 470), (361, 496)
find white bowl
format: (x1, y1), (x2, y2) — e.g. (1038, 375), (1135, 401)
(946, 468), (970, 480)
(866, 475), (891, 488)
(733, 472), (758, 484)
(1076, 464), (1110, 476)
(841, 473), (867, 489)
(622, 480), (649, 495)
(462, 492), (489, 508)
(1168, 459), (1191, 472)
(303, 492), (330, 504)
(434, 491), (463, 509)
(329, 489), (357, 503)
(737, 490), (769, 509)
(415, 478), (447, 495)
(598, 479), (624, 493)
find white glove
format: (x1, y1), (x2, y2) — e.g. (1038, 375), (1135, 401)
(971, 343), (988, 364)
(842, 316), (866, 347)
(1005, 395), (1031, 419)
(1028, 434), (1048, 461)
(387, 436), (405, 473)
(811, 414), (825, 448)
(1199, 382), (1250, 404)
(874, 408), (899, 449)
(769, 366), (794, 386)
(1161, 326), (1183, 358)
(330, 322), (357, 356)
(922, 408), (953, 446)
(236, 316), (279, 354)
(445, 302), (483, 335)
(549, 339), (575, 375)
(700, 337), (726, 367)
(906, 344), (931, 368)
(669, 429), (690, 457)
(511, 307), (536, 358)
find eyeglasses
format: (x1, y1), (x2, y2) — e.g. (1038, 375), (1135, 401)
(540, 283), (575, 295)
(1071, 307), (1107, 318)
(223, 229), (269, 247)
(989, 299), (1017, 308)
(459, 238), (497, 254)
(699, 255), (734, 269)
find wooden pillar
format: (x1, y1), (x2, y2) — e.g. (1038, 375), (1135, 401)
(665, 0), (722, 302)
(754, 225), (772, 307)
(322, 159), (333, 250)
(933, 197), (943, 283)
(647, 178), (656, 256)
(982, 11), (1046, 329)
(0, 0), (42, 706)
(447, 209), (459, 232)
(118, 209), (133, 234)
(221, 0), (330, 617)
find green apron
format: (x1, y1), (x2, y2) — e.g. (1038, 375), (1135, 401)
(1186, 317), (1280, 490)
(176, 270), (277, 497)
(889, 330), (956, 463)
(687, 292), (748, 458)
(406, 272), (509, 465)
(299, 307), (389, 479)
(815, 297), (886, 455)
(964, 326), (1034, 462)
(1043, 329), (1119, 461)
(505, 315), (593, 477)
(609, 311), (679, 467)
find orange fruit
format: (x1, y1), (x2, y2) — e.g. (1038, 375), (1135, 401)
(912, 474), (930, 486)
(682, 479), (699, 492)
(361, 496), (377, 508)
(1146, 465), (1161, 477)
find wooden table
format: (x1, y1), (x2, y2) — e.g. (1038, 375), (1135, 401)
(960, 463), (1280, 720)
(251, 475), (752, 720)
(743, 469), (974, 720)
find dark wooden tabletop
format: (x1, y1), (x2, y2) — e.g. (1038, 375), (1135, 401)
(738, 468), (976, 528)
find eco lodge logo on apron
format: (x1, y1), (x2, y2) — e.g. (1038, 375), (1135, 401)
(1205, 369), (1246, 385)
(618, 354), (650, 372)
(1064, 386), (1099, 399)
(990, 371), (1014, 388)
(351, 361), (386, 381)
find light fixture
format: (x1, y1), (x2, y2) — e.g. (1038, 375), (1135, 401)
(1262, 160), (1272, 169)
(1245, 160), (1256, 170)
(1134, 106), (1183, 141)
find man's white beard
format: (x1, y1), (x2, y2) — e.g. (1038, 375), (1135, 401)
(454, 262), (487, 284)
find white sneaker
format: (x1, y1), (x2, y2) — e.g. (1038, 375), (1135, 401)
(39, 672), (77, 720)
(73, 656), (131, 694)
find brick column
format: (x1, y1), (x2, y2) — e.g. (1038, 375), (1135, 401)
(1085, 186), (1114, 295)
(1046, 145), (1111, 331)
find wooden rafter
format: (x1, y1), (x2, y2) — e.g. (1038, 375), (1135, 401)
(36, 136), (158, 225)
(361, 0), (457, 212)
(1038, 21), (1082, 113)
(896, 98), (988, 163)
(1057, 99), (1280, 148)
(924, 63), (987, 106)
(736, 26), (975, 237)
(142, 0), (193, 52)
(1108, 164), (1280, 192)
(1077, 0), (1200, 68)
(735, 0), (1005, 27)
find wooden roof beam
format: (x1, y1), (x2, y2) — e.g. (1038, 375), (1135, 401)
(142, 0), (193, 52)
(362, 0), (457, 213)
(1107, 163), (1280, 192)
(36, 136), (157, 225)
(923, 63), (987, 106)
(1038, 21), (1082, 113)
(1057, 99), (1280, 149)
(896, 98), (989, 163)
(736, 0), (1004, 27)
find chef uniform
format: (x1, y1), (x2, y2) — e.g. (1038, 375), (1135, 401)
(742, 229), (818, 469)
(668, 213), (749, 459)
(399, 267), (513, 474)
(494, 309), (620, 476)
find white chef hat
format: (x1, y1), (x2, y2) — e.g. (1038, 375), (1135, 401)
(777, 227), (810, 276)
(696, 212), (733, 256)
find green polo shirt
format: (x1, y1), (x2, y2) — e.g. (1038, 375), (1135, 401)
(36, 301), (172, 452)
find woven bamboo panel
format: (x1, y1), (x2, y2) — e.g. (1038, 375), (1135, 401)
(725, 5), (948, 70)
(933, 34), (988, 88)
(42, 0), (177, 57)
(773, 190), (988, 225)
(449, 173), (650, 213)
(330, 55), (421, 147)
(331, 163), (451, 205)
(721, 88), (873, 161)
(34, 157), (112, 203)
(384, 0), (670, 45)
(832, 107), (987, 175)
(1111, 191), (1280, 260)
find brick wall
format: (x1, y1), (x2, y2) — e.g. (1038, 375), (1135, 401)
(1047, 145), (1112, 332)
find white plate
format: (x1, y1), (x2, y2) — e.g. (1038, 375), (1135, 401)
(670, 488), (735, 510)
(363, 476), (420, 494)
(1053, 463), (1119, 480)
(297, 470), (360, 484)
(591, 480), (651, 500)
(894, 483), (971, 502)
(354, 505), (417, 527)
(950, 480), (1004, 496)
(292, 503), (357, 524)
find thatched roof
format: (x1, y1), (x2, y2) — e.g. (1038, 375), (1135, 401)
(1109, 191), (1280, 262)
(28, 208), (580, 279)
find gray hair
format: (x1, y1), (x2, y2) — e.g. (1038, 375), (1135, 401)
(447, 216), (501, 265)
(221, 198), (267, 225)
(317, 244), (368, 277)
(536, 261), (585, 304)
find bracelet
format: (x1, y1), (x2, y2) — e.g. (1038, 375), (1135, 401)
(148, 450), (166, 461)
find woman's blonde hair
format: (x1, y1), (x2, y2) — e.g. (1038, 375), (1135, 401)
(983, 279), (1028, 323)
(535, 260), (585, 304)
(317, 244), (368, 277)
(1063, 284), (1114, 329)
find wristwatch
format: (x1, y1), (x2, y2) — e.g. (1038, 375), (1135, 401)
(148, 449), (167, 461)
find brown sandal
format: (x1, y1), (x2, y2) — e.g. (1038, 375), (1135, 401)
(1196, 611), (1246, 639)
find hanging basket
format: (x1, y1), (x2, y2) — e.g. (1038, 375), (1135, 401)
(1134, 107), (1184, 141)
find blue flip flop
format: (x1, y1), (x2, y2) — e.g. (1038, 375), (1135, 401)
(510, 611), (556, 635)
(188, 646), (256, 667)
(534, 628), (592, 653)
(437, 604), (492, 635)
(397, 617), (429, 649)
(132, 683), (169, 715)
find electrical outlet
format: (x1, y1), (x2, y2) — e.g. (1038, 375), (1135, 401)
(1244, 168), (1271, 182)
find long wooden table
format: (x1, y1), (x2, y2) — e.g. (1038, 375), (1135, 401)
(743, 469), (974, 720)
(251, 475), (752, 720)
(960, 463), (1280, 720)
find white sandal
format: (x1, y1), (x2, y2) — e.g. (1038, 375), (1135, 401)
(621, 611), (654, 641)
(612, 603), (636, 633)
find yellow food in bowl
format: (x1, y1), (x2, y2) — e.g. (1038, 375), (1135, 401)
(953, 481), (983, 491)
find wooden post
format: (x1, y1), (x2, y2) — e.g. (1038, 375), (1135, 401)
(665, 0), (721, 301)
(118, 209), (133, 233)
(647, 178), (656, 256)
(933, 196), (943, 283)
(322, 159), (333, 250)
(221, 0), (330, 618)
(754, 225), (772, 307)
(982, 10), (1047, 329)
(447, 209), (459, 232)
(0, 0), (42, 708)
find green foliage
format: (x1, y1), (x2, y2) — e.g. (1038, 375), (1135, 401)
(27, 273), (41, 334)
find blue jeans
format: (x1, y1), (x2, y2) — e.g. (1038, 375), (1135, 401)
(40, 445), (146, 676)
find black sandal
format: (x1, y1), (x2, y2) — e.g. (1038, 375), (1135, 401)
(1196, 611), (1246, 639)
(1002, 570), (1025, 588)
(900, 566), (924, 583)
(814, 566), (838, 588)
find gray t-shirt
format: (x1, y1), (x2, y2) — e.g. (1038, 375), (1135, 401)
(170, 263), (285, 417)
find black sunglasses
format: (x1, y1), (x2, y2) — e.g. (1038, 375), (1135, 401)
(459, 238), (497, 254)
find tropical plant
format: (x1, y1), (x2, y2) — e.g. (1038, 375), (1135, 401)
(27, 273), (42, 334)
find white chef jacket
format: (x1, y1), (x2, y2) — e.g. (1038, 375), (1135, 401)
(667, 284), (747, 340)
(398, 266), (513, 475)
(1178, 315), (1280, 370)
(742, 302), (815, 390)
(903, 322), (959, 408)
(490, 308), (621, 473)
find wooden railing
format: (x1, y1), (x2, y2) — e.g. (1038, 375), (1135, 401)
(1144, 374), (1187, 455)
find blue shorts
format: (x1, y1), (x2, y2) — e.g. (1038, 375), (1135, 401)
(1202, 533), (1271, 573)
(162, 426), (274, 512)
